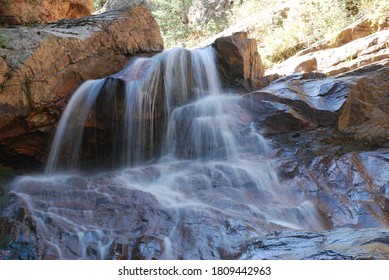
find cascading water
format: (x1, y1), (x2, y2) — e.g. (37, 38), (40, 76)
(8, 47), (326, 259)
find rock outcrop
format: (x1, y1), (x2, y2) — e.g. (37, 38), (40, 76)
(0, 0), (94, 26)
(0, 5), (163, 167)
(268, 15), (389, 76)
(245, 61), (389, 142)
(213, 32), (264, 88)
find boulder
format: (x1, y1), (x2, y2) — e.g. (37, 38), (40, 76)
(244, 72), (356, 133)
(0, 0), (94, 26)
(212, 32), (264, 88)
(337, 66), (389, 143)
(0, 5), (163, 167)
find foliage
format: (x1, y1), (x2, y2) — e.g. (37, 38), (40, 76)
(96, 0), (389, 65)
(229, 0), (357, 67)
(0, 32), (6, 48)
(94, 0), (108, 10)
(152, 0), (231, 48)
(152, 0), (194, 47)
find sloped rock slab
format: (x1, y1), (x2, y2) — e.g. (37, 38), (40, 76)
(239, 228), (389, 260)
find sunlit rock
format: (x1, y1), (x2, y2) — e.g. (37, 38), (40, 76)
(0, 0), (94, 26)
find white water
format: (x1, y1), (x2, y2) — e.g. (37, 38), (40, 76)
(10, 47), (325, 259)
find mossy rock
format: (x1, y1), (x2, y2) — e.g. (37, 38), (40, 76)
(0, 165), (14, 180)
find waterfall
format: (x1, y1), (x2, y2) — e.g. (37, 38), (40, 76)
(9, 46), (326, 259)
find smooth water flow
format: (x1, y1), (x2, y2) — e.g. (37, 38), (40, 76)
(10, 47), (326, 259)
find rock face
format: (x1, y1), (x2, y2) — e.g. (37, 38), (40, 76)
(0, 5), (163, 167)
(268, 15), (389, 76)
(0, 0), (94, 26)
(271, 127), (389, 229)
(213, 32), (264, 88)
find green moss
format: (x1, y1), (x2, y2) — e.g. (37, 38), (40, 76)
(0, 165), (13, 181)
(0, 32), (6, 49)
(0, 165), (14, 210)
(0, 234), (11, 249)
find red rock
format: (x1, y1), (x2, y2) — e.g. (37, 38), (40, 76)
(0, 0), (94, 26)
(212, 32), (264, 88)
(0, 5), (163, 166)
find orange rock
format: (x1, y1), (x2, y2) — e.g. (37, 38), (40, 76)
(0, 5), (163, 166)
(213, 32), (264, 88)
(337, 65), (389, 143)
(0, 0), (94, 26)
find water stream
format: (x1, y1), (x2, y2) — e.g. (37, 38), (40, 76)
(9, 47), (325, 259)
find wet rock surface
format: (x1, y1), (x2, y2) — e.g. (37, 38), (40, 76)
(269, 127), (389, 229)
(244, 63), (389, 137)
(240, 228), (389, 260)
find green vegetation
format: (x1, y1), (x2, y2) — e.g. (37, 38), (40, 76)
(152, 0), (194, 47)
(152, 0), (229, 47)
(94, 0), (107, 10)
(232, 0), (389, 68)
(147, 0), (389, 68)
(0, 165), (14, 211)
(0, 32), (6, 48)
(0, 165), (13, 183)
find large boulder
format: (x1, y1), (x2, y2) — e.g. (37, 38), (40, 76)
(0, 5), (163, 167)
(337, 66), (389, 143)
(0, 0), (94, 26)
(213, 32), (264, 88)
(245, 72), (355, 134)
